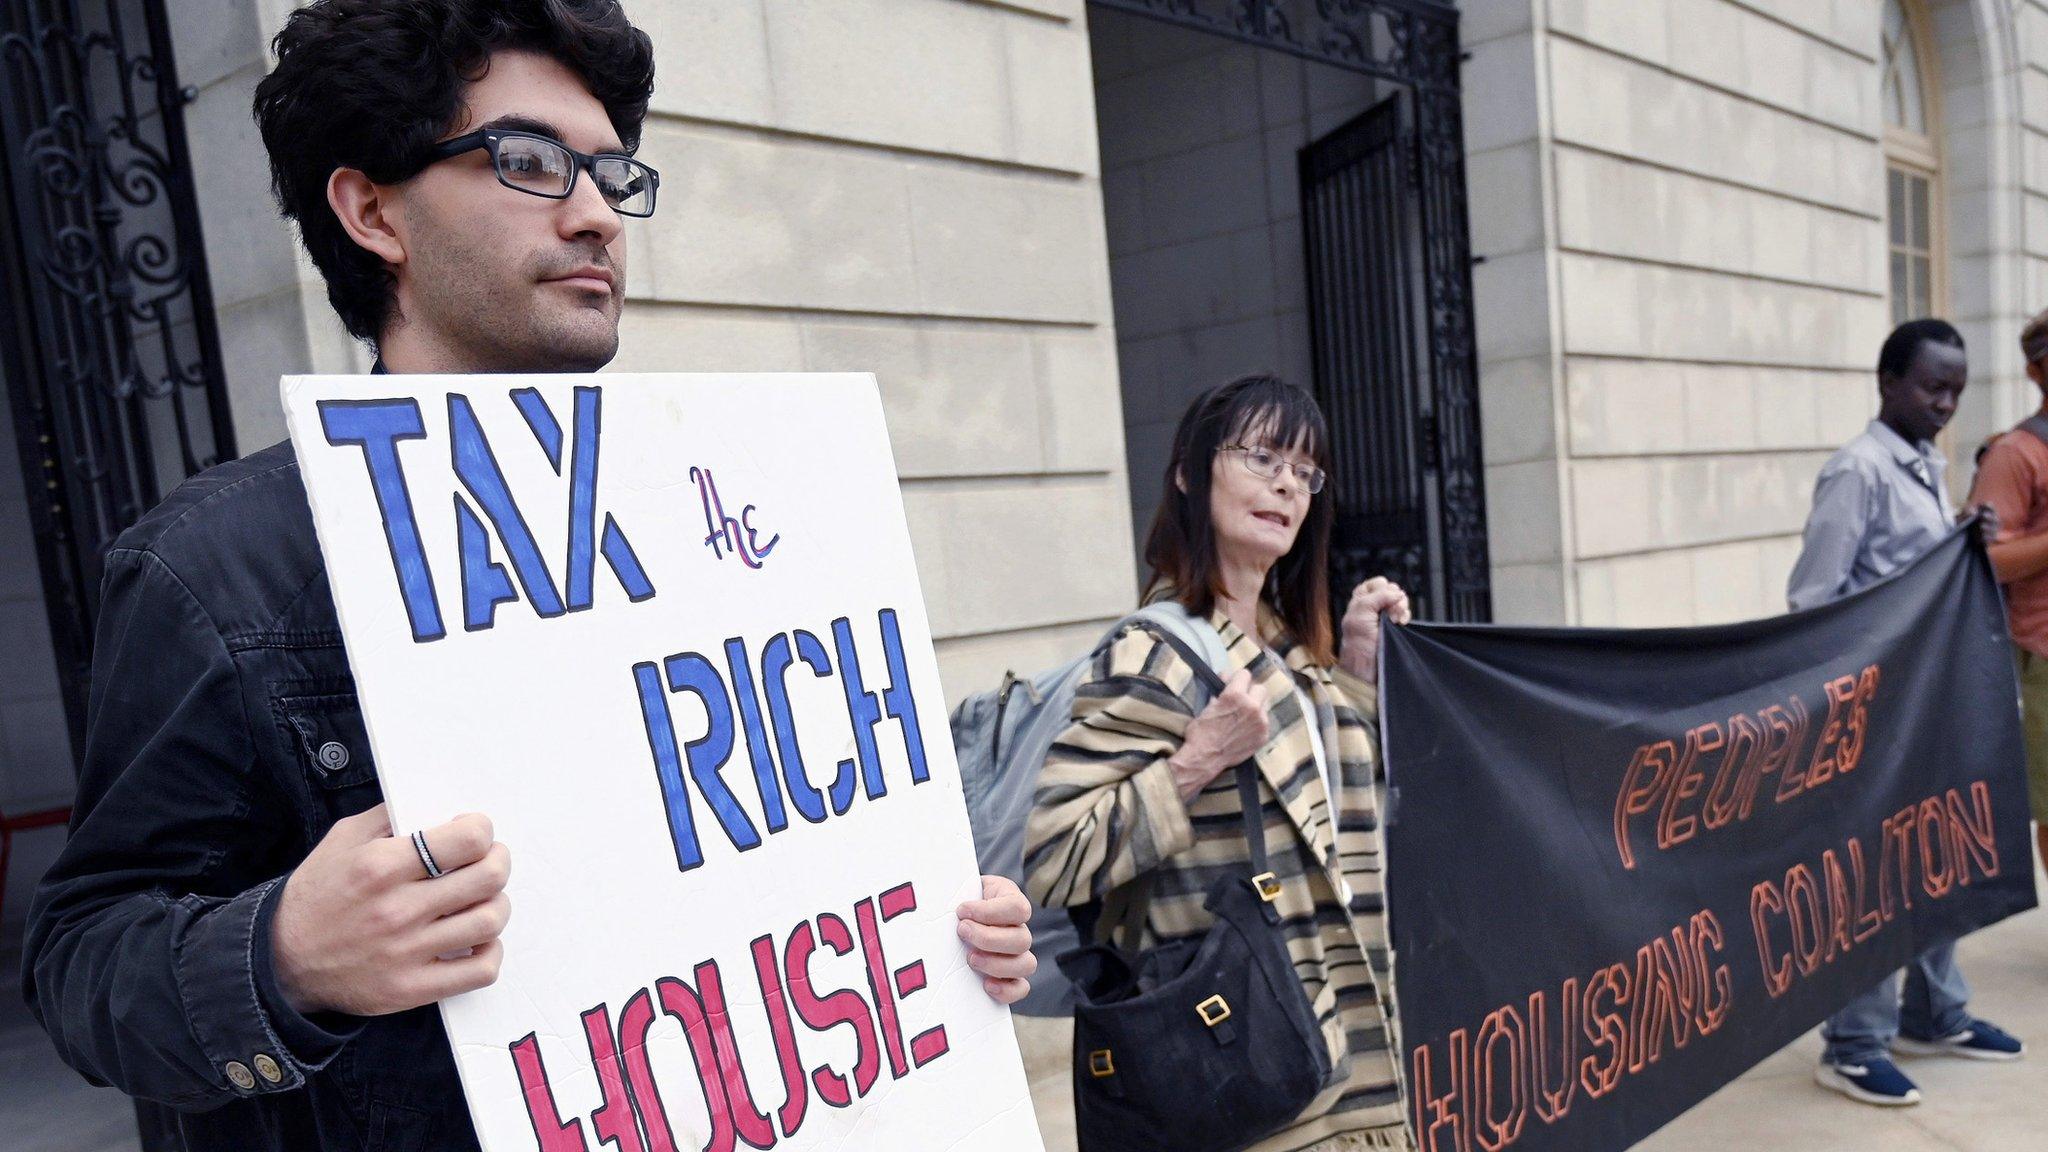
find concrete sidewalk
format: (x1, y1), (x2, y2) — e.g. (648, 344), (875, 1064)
(1639, 859), (2047, 1152)
(0, 948), (139, 1152)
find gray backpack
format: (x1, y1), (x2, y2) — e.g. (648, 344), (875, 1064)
(948, 600), (1230, 1015)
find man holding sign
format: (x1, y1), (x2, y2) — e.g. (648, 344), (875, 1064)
(22, 4), (1035, 1151)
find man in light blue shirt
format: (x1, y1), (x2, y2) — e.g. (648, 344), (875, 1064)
(1790, 318), (2026, 1107)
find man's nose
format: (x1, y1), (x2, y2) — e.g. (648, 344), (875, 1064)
(560, 168), (623, 243)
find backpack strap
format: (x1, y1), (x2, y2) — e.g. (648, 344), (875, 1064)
(1130, 600), (1232, 687)
(1981, 414), (2048, 467)
(2020, 412), (2048, 448)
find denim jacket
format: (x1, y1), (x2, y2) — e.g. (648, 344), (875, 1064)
(20, 440), (481, 1151)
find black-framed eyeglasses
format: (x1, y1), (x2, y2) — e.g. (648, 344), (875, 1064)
(1217, 443), (1326, 494)
(419, 129), (660, 218)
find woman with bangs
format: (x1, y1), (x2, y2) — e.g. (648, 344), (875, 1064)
(1025, 373), (1415, 1151)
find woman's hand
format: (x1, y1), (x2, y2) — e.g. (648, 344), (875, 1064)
(1169, 669), (1270, 801)
(958, 876), (1035, 1005)
(1338, 577), (1411, 685)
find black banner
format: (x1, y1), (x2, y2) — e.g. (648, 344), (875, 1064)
(1380, 527), (2039, 1152)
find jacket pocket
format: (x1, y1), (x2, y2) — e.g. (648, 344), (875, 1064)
(365, 1098), (436, 1152)
(272, 691), (382, 837)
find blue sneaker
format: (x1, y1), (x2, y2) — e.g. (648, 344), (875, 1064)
(1814, 1058), (1922, 1106)
(1893, 1018), (2026, 1062)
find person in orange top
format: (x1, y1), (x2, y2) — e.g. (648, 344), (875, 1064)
(1967, 307), (2048, 876)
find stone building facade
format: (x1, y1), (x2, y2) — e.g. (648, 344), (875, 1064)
(1463, 0), (2048, 627)
(3, 0), (1125, 939)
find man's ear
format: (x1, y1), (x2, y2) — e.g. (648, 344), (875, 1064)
(326, 168), (406, 267)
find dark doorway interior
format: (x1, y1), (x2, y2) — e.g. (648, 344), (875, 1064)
(1089, 0), (1489, 622)
(1301, 93), (1442, 616)
(0, 335), (73, 948)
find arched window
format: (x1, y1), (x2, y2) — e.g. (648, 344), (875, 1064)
(1884, 0), (1941, 324)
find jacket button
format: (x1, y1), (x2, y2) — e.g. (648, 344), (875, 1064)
(225, 1061), (257, 1090)
(316, 741), (350, 772)
(253, 1053), (283, 1084)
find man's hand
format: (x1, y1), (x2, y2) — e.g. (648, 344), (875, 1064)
(957, 875), (1034, 1005)
(1338, 576), (1412, 684)
(270, 805), (511, 1017)
(1967, 501), (2003, 545)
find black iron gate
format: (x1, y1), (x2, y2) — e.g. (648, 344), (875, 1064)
(1300, 89), (1487, 622)
(1300, 95), (1430, 614)
(0, 0), (234, 755)
(1090, 0), (1490, 622)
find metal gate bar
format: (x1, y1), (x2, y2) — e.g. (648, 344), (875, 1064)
(0, 0), (234, 755)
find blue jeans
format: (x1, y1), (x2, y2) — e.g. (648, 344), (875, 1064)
(1820, 942), (1972, 1065)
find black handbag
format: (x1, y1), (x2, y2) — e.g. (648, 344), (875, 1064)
(1057, 629), (1335, 1152)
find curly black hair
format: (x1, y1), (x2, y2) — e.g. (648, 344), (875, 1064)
(253, 0), (656, 344)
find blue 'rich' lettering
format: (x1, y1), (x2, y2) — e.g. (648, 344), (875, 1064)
(763, 631), (844, 821)
(637, 653), (764, 873)
(725, 636), (788, 835)
(634, 610), (933, 873)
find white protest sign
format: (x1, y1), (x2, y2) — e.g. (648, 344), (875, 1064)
(282, 373), (1044, 1152)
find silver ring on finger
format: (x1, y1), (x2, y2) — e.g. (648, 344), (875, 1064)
(412, 829), (444, 879)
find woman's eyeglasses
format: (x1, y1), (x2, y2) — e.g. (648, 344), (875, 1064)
(1217, 444), (1326, 494)
(416, 129), (660, 218)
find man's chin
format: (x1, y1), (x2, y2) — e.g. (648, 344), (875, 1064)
(522, 315), (621, 373)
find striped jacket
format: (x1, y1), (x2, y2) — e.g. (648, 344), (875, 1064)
(1024, 604), (1411, 1151)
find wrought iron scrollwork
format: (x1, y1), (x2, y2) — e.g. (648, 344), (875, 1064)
(1091, 0), (1460, 91)
(1, 0), (234, 753)
(1412, 81), (1491, 621)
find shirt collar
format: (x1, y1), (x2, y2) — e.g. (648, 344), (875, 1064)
(1866, 419), (1949, 499)
(370, 357), (388, 375)
(1867, 418), (1944, 476)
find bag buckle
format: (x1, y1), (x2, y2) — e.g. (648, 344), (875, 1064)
(1088, 1048), (1115, 1077)
(1196, 994), (1232, 1027)
(1251, 872), (1282, 902)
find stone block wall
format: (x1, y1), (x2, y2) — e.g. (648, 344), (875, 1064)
(615, 0), (1132, 700)
(1456, 0), (2028, 627)
(174, 0), (372, 455)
